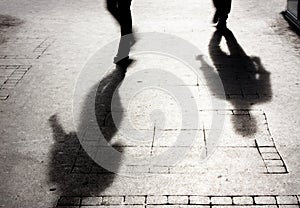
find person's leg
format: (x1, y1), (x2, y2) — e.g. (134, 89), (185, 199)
(212, 0), (219, 23)
(215, 0), (231, 29)
(106, 0), (121, 24)
(114, 0), (134, 65)
(218, 0), (231, 22)
(118, 0), (133, 36)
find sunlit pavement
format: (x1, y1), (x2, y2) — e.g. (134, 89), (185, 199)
(0, 0), (299, 207)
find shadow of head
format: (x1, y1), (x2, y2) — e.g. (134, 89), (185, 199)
(198, 28), (272, 136)
(47, 67), (126, 199)
(0, 14), (23, 28)
(0, 14), (24, 44)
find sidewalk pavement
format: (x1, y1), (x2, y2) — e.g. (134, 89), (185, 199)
(0, 0), (299, 207)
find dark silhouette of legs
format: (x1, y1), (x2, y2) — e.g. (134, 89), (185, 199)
(212, 0), (232, 29)
(106, 0), (135, 67)
(106, 0), (132, 36)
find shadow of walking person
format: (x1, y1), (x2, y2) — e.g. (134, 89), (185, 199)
(48, 67), (127, 206)
(197, 28), (272, 136)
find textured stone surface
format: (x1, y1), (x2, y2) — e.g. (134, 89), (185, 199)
(0, 0), (299, 207)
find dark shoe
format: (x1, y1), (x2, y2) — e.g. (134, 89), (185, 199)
(115, 57), (134, 73)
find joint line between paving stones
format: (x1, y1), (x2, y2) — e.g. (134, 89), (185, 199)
(150, 122), (156, 156)
(203, 124), (208, 157)
(296, 195), (300, 207)
(263, 112), (289, 173)
(70, 145), (83, 174)
(255, 139), (268, 173)
(274, 195), (280, 208)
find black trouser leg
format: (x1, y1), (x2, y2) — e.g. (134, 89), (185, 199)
(213, 0), (232, 21)
(118, 0), (132, 36)
(106, 0), (121, 24)
(115, 0), (133, 64)
(107, 0), (133, 64)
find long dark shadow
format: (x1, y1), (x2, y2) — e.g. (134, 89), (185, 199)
(48, 67), (126, 202)
(198, 28), (272, 136)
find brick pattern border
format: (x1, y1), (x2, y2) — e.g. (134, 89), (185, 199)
(56, 195), (300, 207)
(255, 112), (288, 174)
(0, 37), (54, 59)
(33, 37), (55, 59)
(0, 65), (32, 100)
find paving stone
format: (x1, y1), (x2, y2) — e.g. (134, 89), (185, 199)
(81, 206), (144, 208)
(18, 65), (31, 69)
(12, 70), (26, 74)
(233, 196), (254, 205)
(56, 206), (79, 208)
(276, 196), (299, 205)
(213, 206), (277, 208)
(5, 79), (18, 84)
(16, 68), (29, 73)
(149, 166), (169, 174)
(153, 129), (205, 147)
(211, 197), (232, 205)
(254, 196), (276, 204)
(57, 197), (81, 206)
(81, 197), (102, 205)
(125, 196), (146, 205)
(232, 110), (250, 115)
(259, 147), (278, 153)
(189, 196), (210, 205)
(261, 152), (281, 160)
(9, 75), (23, 80)
(168, 196), (189, 204)
(147, 206), (209, 208)
(102, 196), (124, 205)
(267, 166), (287, 173)
(2, 83), (16, 89)
(264, 159), (284, 166)
(147, 196), (168, 204)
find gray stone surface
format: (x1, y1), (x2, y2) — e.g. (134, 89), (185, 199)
(0, 0), (299, 207)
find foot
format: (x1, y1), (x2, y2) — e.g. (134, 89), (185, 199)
(115, 57), (134, 73)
